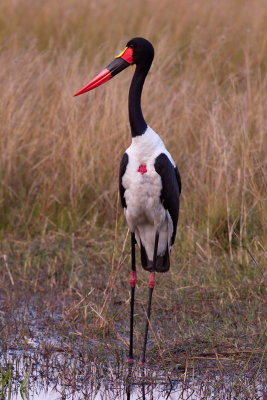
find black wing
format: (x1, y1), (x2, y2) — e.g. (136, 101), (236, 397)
(154, 153), (180, 245)
(119, 153), (129, 208)
(175, 166), (182, 194)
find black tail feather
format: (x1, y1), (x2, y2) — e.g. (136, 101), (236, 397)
(140, 241), (170, 272)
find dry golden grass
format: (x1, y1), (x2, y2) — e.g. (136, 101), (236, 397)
(0, 13), (267, 400)
(0, 0), (266, 256)
(1, 4), (267, 392)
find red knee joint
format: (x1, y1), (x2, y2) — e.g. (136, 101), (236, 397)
(130, 271), (137, 288)
(149, 272), (155, 288)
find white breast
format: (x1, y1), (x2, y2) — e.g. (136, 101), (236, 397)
(122, 126), (174, 260)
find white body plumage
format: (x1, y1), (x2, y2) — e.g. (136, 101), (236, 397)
(122, 126), (176, 261)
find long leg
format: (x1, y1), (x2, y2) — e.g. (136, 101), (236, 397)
(126, 363), (133, 399)
(128, 232), (136, 362)
(141, 231), (159, 364)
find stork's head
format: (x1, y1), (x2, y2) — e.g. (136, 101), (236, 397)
(74, 37), (154, 96)
(126, 37), (154, 66)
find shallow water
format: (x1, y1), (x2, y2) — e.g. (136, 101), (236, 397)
(1, 303), (266, 399)
(1, 348), (266, 400)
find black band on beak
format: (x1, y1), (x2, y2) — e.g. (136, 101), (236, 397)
(107, 58), (131, 78)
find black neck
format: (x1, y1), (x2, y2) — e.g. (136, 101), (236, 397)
(128, 64), (150, 137)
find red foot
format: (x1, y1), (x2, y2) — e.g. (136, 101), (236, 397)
(140, 361), (148, 366)
(149, 272), (155, 288)
(130, 271), (137, 288)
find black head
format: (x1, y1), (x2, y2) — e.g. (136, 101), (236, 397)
(126, 37), (154, 66)
(74, 37), (154, 96)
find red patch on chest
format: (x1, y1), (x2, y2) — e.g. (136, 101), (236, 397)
(138, 164), (147, 174)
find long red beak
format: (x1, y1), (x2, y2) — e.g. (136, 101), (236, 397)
(74, 47), (133, 97)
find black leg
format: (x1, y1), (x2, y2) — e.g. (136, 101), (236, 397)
(141, 367), (146, 399)
(141, 231), (159, 364)
(126, 364), (133, 399)
(128, 232), (136, 362)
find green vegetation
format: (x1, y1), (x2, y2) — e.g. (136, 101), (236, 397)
(0, 364), (12, 400)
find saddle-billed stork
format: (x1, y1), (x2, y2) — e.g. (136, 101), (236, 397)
(74, 37), (181, 363)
